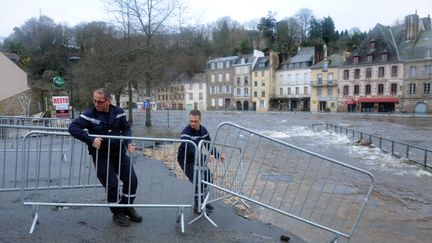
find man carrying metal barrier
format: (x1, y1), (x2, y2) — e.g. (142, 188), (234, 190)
(68, 88), (142, 227)
(177, 109), (225, 213)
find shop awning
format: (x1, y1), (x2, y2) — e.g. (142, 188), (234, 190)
(358, 97), (399, 103)
(344, 99), (357, 105)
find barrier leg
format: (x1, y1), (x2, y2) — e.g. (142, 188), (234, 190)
(330, 234), (341, 243)
(188, 185), (218, 227)
(176, 206), (185, 233)
(29, 205), (39, 234)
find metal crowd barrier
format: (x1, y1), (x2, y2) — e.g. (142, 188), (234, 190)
(191, 122), (375, 242)
(0, 124), (67, 192)
(20, 131), (198, 233)
(189, 140), (249, 217)
(311, 122), (432, 169)
(0, 115), (71, 128)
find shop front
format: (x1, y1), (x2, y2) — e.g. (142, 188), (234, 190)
(358, 97), (399, 113)
(344, 98), (357, 112)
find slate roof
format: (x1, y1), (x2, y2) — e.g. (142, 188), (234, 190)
(287, 47), (314, 64)
(234, 54), (255, 65)
(206, 56), (239, 64)
(345, 23), (400, 65)
(252, 56), (270, 71)
(398, 29), (432, 61)
(310, 54), (344, 69)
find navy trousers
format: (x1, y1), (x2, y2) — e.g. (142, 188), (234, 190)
(92, 153), (138, 213)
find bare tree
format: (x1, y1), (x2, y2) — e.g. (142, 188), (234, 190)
(295, 8), (313, 43)
(73, 22), (130, 108)
(106, 0), (182, 127)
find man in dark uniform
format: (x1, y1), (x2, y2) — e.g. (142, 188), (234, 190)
(177, 109), (225, 213)
(68, 88), (142, 227)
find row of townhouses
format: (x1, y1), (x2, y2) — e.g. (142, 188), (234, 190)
(134, 12), (432, 113)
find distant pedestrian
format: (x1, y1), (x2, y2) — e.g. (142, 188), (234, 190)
(68, 88), (142, 227)
(177, 109), (225, 213)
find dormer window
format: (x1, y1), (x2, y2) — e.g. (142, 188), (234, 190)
(381, 52), (388, 62)
(367, 54), (373, 62)
(426, 47), (432, 59)
(352, 56), (360, 64)
(368, 41), (376, 49)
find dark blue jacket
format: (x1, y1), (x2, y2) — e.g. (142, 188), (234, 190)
(177, 124), (218, 166)
(68, 105), (131, 156)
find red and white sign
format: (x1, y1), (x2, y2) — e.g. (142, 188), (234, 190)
(52, 96), (69, 106)
(52, 96), (70, 117)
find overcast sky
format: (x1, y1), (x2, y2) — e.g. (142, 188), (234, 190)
(1, 0), (432, 37)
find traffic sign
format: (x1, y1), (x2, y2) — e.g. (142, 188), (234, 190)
(53, 76), (64, 87)
(144, 101), (150, 108)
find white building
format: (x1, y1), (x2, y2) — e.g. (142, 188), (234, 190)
(274, 47), (314, 111)
(184, 73), (207, 111)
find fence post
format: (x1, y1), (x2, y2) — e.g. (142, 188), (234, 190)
(406, 145), (410, 159)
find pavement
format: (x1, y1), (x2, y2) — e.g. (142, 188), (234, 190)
(0, 155), (306, 243)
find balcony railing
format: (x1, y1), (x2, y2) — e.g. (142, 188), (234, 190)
(311, 81), (336, 87)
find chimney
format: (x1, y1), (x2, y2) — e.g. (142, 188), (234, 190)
(405, 13), (420, 41)
(422, 14), (432, 30)
(314, 43), (324, 64)
(343, 50), (351, 62)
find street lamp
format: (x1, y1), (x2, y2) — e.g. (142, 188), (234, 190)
(68, 56), (80, 119)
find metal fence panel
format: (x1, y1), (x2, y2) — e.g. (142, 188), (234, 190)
(0, 115), (71, 128)
(193, 122), (374, 241)
(20, 131), (197, 233)
(0, 125), (67, 192)
(312, 123), (432, 168)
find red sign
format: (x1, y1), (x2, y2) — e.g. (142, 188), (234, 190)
(52, 96), (69, 106)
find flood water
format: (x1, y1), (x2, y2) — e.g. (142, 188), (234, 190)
(132, 111), (432, 243)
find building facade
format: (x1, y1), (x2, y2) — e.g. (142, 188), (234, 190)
(251, 54), (278, 112)
(274, 47), (314, 111)
(155, 83), (185, 110)
(399, 13), (432, 113)
(338, 24), (403, 112)
(310, 54), (345, 112)
(206, 56), (238, 110)
(184, 73), (207, 111)
(0, 52), (30, 115)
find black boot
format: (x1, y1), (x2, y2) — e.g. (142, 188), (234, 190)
(123, 207), (143, 222)
(112, 211), (131, 227)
